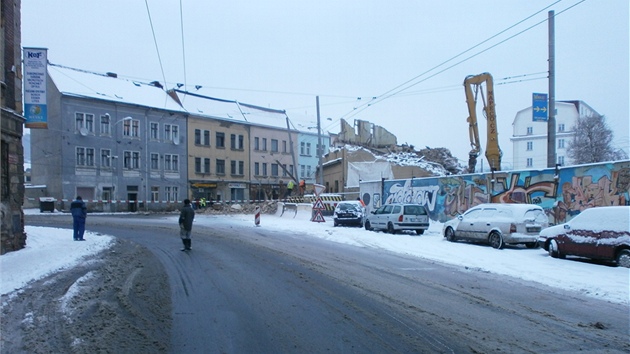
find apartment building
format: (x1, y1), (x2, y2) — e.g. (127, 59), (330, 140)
(30, 65), (188, 212)
(297, 131), (330, 186)
(511, 100), (599, 170)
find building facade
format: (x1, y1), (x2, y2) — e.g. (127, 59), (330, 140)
(511, 101), (599, 170)
(1, 0), (26, 254)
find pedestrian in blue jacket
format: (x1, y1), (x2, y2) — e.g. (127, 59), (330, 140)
(70, 196), (87, 241)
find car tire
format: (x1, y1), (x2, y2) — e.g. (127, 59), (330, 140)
(489, 232), (504, 249)
(415, 229), (424, 235)
(333, 220), (338, 227)
(548, 239), (564, 258)
(616, 249), (630, 268)
(365, 221), (372, 231)
(387, 222), (396, 234)
(445, 227), (457, 242)
(525, 242), (539, 249)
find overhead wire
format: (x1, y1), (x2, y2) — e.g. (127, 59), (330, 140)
(144, 0), (168, 91)
(340, 0), (583, 121)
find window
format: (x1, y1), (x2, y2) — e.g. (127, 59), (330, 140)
(216, 132), (225, 148)
(196, 129), (210, 145)
(101, 149), (112, 167)
(76, 147), (95, 166)
(230, 160), (244, 176)
(282, 164), (287, 177)
(306, 143), (311, 156)
(150, 122), (159, 140)
(195, 157), (202, 173)
(558, 123), (565, 132)
(307, 165), (312, 177)
(289, 165), (294, 177)
(151, 186), (159, 202)
(100, 115), (111, 135)
(254, 162), (260, 176)
(216, 159), (225, 174)
(526, 126), (533, 135)
(254, 137), (260, 151)
(558, 139), (565, 148)
(526, 141), (533, 151)
(271, 163), (279, 176)
(282, 140), (287, 153)
(526, 158), (533, 167)
(164, 154), (179, 172)
(165, 124), (179, 142)
(151, 153), (159, 170)
(165, 186), (179, 202)
(75, 113), (95, 134)
(271, 139), (279, 152)
(261, 137), (267, 151)
(300, 165), (305, 178)
(300, 141), (305, 155)
(230, 134), (243, 150)
(204, 158), (211, 173)
(262, 163), (267, 176)
(557, 156), (564, 165)
(123, 151), (141, 169)
(123, 119), (140, 137)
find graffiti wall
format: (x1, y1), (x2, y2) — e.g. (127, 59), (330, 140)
(360, 160), (630, 225)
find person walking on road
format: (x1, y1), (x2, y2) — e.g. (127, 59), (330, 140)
(70, 196), (87, 241)
(179, 199), (195, 251)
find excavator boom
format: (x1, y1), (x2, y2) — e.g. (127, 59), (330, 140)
(463, 72), (502, 172)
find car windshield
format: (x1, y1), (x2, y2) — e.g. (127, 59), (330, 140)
(404, 205), (426, 215)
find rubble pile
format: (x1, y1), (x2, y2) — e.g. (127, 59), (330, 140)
(194, 200), (279, 215)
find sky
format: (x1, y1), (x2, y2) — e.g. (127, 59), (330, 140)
(2, 209), (627, 305)
(21, 0), (629, 169)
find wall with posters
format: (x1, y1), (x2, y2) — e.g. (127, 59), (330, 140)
(359, 160), (630, 225)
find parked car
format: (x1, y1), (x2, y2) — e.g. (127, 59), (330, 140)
(538, 206), (630, 267)
(365, 203), (429, 234)
(442, 203), (548, 249)
(333, 201), (366, 227)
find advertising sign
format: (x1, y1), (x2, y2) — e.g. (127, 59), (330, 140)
(23, 47), (48, 128)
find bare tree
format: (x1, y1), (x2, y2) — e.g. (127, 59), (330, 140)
(567, 114), (626, 164)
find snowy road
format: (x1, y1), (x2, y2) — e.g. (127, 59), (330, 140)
(16, 212), (630, 353)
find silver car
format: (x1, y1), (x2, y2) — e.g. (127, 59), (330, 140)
(442, 203), (548, 249)
(365, 203), (430, 235)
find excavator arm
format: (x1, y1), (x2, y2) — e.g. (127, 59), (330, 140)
(463, 72), (502, 172)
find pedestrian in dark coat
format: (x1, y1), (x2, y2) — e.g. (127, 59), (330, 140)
(179, 199), (195, 251)
(70, 196), (87, 241)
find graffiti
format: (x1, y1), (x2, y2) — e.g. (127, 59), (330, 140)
(361, 160), (630, 225)
(384, 180), (440, 212)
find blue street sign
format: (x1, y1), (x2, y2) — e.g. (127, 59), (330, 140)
(532, 93), (548, 122)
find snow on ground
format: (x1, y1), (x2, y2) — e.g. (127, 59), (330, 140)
(3, 208), (628, 306)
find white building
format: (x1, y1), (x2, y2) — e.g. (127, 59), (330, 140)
(511, 100), (600, 170)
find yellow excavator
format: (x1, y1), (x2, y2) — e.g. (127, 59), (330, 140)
(464, 72), (502, 173)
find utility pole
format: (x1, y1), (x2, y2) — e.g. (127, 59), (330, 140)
(547, 10), (557, 168)
(316, 96), (323, 185)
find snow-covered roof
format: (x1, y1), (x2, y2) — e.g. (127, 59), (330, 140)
(47, 65), (311, 131)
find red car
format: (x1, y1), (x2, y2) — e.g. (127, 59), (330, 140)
(538, 206), (630, 267)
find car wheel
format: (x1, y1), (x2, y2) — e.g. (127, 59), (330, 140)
(387, 222), (396, 234)
(548, 239), (564, 258)
(364, 221), (372, 231)
(489, 232), (504, 249)
(616, 249), (630, 268)
(333, 220), (338, 227)
(445, 227), (457, 242)
(525, 242), (539, 249)
(415, 229), (425, 235)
